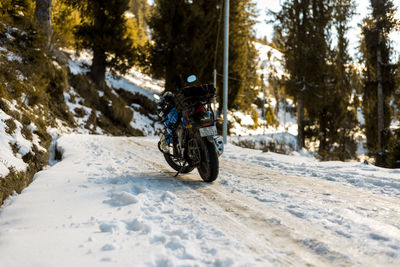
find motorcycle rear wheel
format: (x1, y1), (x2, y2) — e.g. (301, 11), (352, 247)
(164, 153), (195, 173)
(197, 138), (219, 182)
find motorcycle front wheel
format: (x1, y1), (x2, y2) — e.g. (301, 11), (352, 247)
(197, 138), (219, 182)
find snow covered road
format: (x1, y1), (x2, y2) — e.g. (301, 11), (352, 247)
(0, 135), (399, 266)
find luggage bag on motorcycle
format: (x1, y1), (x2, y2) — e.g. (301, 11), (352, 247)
(176, 84), (215, 122)
(181, 84), (216, 103)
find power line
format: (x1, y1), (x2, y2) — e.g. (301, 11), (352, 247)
(216, 71), (262, 82)
(213, 0), (224, 70)
(216, 72), (242, 82)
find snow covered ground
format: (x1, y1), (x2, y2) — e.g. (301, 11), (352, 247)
(1, 135), (399, 266)
(1, 27), (399, 266)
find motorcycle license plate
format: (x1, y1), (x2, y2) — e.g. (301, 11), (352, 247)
(199, 126), (217, 137)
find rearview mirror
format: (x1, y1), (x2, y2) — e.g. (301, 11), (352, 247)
(187, 75), (197, 83)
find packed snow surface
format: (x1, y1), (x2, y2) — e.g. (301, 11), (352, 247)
(0, 135), (400, 266)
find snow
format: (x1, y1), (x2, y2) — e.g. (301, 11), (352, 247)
(255, 42), (286, 81)
(0, 135), (399, 266)
(230, 132), (298, 153)
(224, 144), (400, 197)
(63, 87), (94, 134)
(64, 49), (163, 99)
(125, 12), (136, 19)
(0, 108), (32, 177)
(106, 70), (163, 100)
(228, 98), (298, 149)
(391, 119), (400, 130)
(61, 49), (162, 135)
(11, 120), (33, 156)
(68, 59), (89, 75)
(5, 51), (22, 63)
(129, 107), (158, 136)
(226, 42), (297, 140)
(0, 46), (22, 63)
(2, 22), (399, 265)
(60, 49), (163, 137)
(65, 50), (91, 75)
(0, 135), (264, 266)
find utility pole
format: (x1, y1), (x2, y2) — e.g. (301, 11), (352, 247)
(223, 0), (229, 144)
(213, 69), (217, 117)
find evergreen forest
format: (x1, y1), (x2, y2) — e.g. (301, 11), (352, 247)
(1, 0), (400, 171)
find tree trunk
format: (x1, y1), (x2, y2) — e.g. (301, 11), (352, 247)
(318, 109), (328, 158)
(34, 0), (52, 50)
(90, 46), (107, 90)
(297, 94), (305, 150)
(283, 92), (287, 131)
(376, 34), (385, 166)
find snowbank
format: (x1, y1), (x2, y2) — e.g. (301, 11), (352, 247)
(1, 135), (399, 266)
(0, 135), (267, 266)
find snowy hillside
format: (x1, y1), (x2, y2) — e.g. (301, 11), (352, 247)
(0, 23), (162, 204)
(227, 42), (299, 154)
(65, 50), (163, 136)
(0, 99), (47, 177)
(255, 42), (286, 81)
(0, 135), (399, 266)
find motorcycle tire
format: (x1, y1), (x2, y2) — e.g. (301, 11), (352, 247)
(164, 153), (195, 173)
(197, 138), (219, 182)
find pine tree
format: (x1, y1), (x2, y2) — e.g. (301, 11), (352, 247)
(149, 0), (224, 92)
(318, 0), (358, 160)
(52, 0), (80, 48)
(149, 0), (259, 113)
(63, 0), (136, 89)
(270, 26), (285, 52)
(128, 0), (150, 46)
(218, 0), (259, 111)
(148, 0), (192, 92)
(361, 0), (398, 166)
(273, 0), (333, 150)
(0, 0), (34, 24)
(187, 0), (222, 85)
(391, 67), (400, 167)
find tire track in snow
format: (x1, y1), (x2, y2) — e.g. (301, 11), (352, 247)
(219, 156), (400, 266)
(130, 138), (400, 266)
(128, 138), (351, 266)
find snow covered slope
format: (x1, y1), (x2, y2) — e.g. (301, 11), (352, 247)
(0, 135), (399, 266)
(64, 50), (163, 136)
(255, 42), (286, 81)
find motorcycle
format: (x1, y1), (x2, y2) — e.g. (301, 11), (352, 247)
(156, 75), (224, 182)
